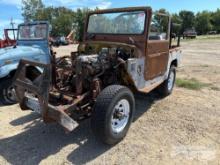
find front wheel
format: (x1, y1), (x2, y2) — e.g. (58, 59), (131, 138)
(0, 78), (17, 105)
(91, 85), (135, 145)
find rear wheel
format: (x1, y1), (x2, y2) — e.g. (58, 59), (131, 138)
(0, 78), (17, 105)
(91, 85), (135, 145)
(158, 65), (176, 97)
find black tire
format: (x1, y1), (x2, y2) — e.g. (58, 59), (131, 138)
(0, 78), (17, 105)
(158, 65), (176, 97)
(91, 85), (135, 145)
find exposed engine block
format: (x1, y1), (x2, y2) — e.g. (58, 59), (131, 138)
(55, 47), (130, 94)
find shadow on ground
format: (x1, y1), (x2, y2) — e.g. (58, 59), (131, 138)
(0, 91), (161, 165)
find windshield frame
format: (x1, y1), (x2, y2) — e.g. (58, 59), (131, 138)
(17, 22), (49, 41)
(86, 8), (148, 36)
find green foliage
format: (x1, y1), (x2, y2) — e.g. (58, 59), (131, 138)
(22, 0), (44, 22)
(171, 14), (182, 34)
(211, 9), (220, 33)
(176, 78), (209, 90)
(21, 0), (220, 39)
(22, 0), (90, 41)
(34, 7), (74, 37)
(196, 11), (212, 35)
(73, 8), (90, 41)
(210, 86), (220, 91)
(179, 10), (195, 33)
(154, 9), (170, 33)
(172, 9), (220, 35)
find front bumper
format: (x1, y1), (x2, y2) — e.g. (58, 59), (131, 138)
(13, 59), (79, 132)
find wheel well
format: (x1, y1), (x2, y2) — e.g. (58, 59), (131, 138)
(9, 70), (16, 77)
(0, 70), (16, 81)
(171, 59), (178, 67)
(118, 67), (137, 92)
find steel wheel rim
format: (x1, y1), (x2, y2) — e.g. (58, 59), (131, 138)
(5, 86), (16, 102)
(168, 71), (175, 91)
(111, 99), (130, 134)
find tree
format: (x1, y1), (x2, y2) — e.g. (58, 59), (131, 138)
(154, 9), (170, 32)
(21, 1), (220, 40)
(196, 11), (212, 35)
(21, 0), (89, 40)
(171, 14), (182, 34)
(172, 14), (182, 24)
(31, 6), (75, 37)
(21, 0), (44, 22)
(34, 7), (54, 22)
(211, 9), (220, 33)
(179, 10), (195, 33)
(50, 7), (74, 36)
(73, 8), (90, 41)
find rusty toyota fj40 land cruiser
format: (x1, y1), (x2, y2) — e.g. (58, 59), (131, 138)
(13, 7), (181, 145)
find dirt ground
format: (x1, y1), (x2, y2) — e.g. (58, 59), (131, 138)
(0, 39), (220, 165)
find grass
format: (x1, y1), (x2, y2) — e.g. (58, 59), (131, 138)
(197, 34), (220, 40)
(210, 86), (220, 91)
(200, 64), (209, 68)
(176, 78), (210, 90)
(180, 34), (220, 43)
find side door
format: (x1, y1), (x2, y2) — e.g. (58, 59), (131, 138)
(144, 13), (170, 80)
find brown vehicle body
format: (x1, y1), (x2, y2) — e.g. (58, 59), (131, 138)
(14, 7), (181, 144)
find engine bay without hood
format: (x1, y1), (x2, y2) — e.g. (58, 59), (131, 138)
(52, 42), (137, 108)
